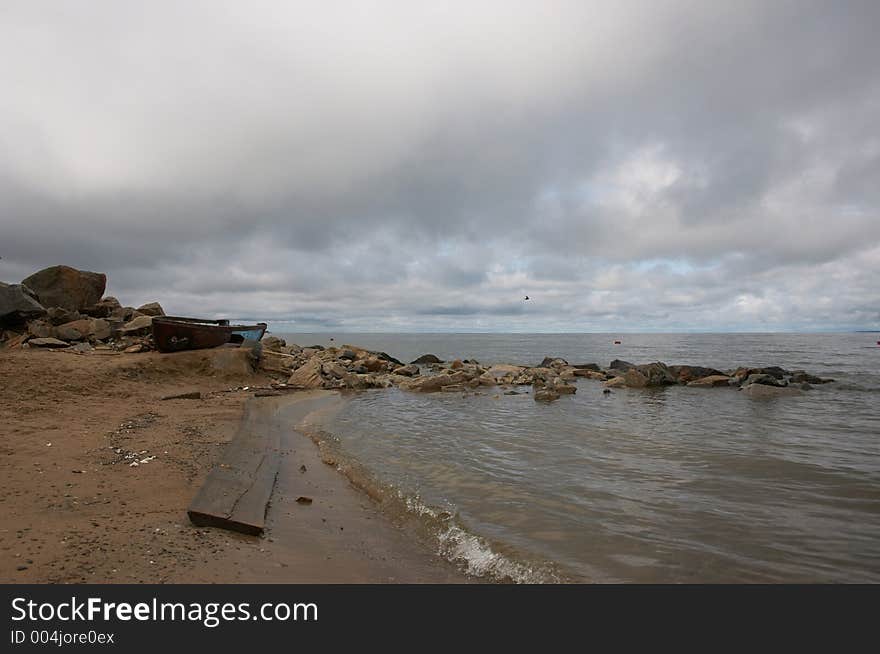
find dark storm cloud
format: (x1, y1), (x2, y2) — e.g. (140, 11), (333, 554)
(1, 1), (878, 331)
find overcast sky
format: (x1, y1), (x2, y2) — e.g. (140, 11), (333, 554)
(1, 1), (878, 332)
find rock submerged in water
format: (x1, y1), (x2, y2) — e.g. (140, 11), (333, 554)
(687, 375), (732, 388)
(534, 388), (560, 402)
(740, 383), (802, 398)
(411, 354), (443, 365)
(624, 362), (676, 388)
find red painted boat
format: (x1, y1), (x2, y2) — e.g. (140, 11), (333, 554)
(152, 316), (267, 353)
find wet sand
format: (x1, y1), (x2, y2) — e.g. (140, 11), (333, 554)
(0, 348), (469, 583)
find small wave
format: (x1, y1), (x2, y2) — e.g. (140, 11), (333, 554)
(832, 382), (880, 393)
(298, 424), (564, 584)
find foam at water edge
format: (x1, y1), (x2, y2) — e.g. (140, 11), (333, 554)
(298, 423), (564, 584)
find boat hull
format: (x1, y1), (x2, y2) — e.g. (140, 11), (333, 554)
(152, 316), (267, 353)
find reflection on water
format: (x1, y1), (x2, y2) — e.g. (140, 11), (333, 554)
(291, 333), (880, 582)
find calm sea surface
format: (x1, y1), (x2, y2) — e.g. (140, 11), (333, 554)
(279, 333), (880, 583)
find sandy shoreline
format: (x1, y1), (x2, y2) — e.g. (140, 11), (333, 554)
(0, 348), (469, 583)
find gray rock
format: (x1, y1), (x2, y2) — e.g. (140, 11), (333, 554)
(572, 363), (602, 372)
(687, 375), (732, 388)
(54, 319), (92, 341)
(46, 307), (82, 325)
(338, 349), (357, 360)
(27, 319), (53, 338)
(609, 359), (635, 372)
(261, 335), (286, 351)
(624, 362), (676, 387)
(534, 388), (561, 402)
(136, 302), (165, 317)
(287, 356), (324, 389)
(743, 373), (786, 387)
(0, 284), (46, 325)
(668, 365), (726, 383)
(392, 364), (420, 377)
(322, 362), (348, 379)
(82, 296), (121, 318)
(21, 265), (106, 312)
(90, 318), (111, 341)
(28, 337), (69, 348)
(119, 315), (154, 335)
(411, 354), (443, 364)
(540, 357), (569, 368)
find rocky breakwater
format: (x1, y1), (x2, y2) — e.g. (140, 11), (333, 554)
(1, 265), (166, 354)
(599, 360), (834, 398)
(257, 342), (834, 403)
(257, 342), (580, 402)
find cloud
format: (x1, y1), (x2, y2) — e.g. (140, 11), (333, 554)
(1, 1), (878, 331)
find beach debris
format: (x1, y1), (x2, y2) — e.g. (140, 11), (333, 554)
(295, 496), (313, 505)
(161, 391), (201, 400)
(300, 465), (307, 473)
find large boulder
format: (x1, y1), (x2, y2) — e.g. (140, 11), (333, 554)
(287, 356), (324, 389)
(609, 359), (635, 372)
(0, 284), (46, 325)
(21, 265), (106, 312)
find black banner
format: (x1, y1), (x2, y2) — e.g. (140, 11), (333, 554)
(2, 585), (875, 651)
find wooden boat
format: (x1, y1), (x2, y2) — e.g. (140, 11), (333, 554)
(152, 316), (268, 353)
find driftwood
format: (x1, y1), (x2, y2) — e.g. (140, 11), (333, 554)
(187, 400), (282, 535)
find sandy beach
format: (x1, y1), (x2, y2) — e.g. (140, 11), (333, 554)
(0, 347), (468, 583)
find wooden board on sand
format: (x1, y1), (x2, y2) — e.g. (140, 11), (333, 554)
(187, 400), (282, 535)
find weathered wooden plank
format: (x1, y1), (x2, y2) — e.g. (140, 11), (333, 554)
(187, 401), (282, 535)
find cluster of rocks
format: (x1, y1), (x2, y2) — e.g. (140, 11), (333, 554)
(600, 359), (833, 396)
(257, 342), (833, 402)
(0, 265), (165, 353)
